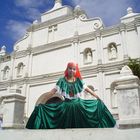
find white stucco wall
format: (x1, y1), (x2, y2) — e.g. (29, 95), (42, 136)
(55, 20), (75, 41)
(14, 34), (31, 51)
(32, 29), (48, 47)
(31, 45), (74, 76)
(126, 30), (140, 58)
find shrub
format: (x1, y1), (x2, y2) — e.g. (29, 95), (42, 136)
(127, 58), (140, 79)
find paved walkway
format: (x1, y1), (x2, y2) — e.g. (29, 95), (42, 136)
(0, 128), (140, 140)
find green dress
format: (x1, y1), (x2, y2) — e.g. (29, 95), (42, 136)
(55, 77), (87, 99)
(26, 77), (116, 129)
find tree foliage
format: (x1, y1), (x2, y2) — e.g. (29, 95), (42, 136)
(127, 58), (140, 79)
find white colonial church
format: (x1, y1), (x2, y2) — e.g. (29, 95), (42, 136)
(0, 0), (140, 121)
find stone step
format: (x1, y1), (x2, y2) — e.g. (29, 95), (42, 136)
(0, 128), (140, 140)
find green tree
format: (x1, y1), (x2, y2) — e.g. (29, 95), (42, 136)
(127, 58), (140, 79)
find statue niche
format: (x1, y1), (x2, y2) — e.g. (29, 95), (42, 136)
(84, 48), (93, 64)
(108, 43), (117, 60)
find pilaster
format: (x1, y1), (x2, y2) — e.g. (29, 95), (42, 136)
(119, 24), (129, 60)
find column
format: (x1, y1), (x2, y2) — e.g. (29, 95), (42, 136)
(95, 31), (102, 64)
(9, 52), (16, 80)
(72, 33), (79, 63)
(120, 25), (128, 60)
(25, 47), (32, 77)
(95, 31), (104, 100)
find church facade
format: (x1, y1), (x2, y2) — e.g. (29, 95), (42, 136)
(0, 0), (140, 119)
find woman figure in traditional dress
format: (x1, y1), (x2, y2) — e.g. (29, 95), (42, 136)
(49, 62), (100, 100)
(26, 62), (116, 129)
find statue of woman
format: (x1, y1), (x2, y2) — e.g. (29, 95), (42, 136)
(109, 44), (117, 59)
(86, 50), (92, 63)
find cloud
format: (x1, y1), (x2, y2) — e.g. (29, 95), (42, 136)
(26, 8), (41, 20)
(12, 8), (41, 21)
(5, 20), (31, 41)
(14, 0), (53, 21)
(15, 0), (51, 8)
(71, 0), (134, 26)
(3, 1), (53, 47)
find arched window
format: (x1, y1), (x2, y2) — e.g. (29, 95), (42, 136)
(108, 43), (117, 60)
(17, 62), (24, 77)
(3, 66), (10, 80)
(83, 48), (93, 64)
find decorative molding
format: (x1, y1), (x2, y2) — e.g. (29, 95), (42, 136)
(80, 38), (95, 44)
(13, 48), (33, 59)
(32, 40), (72, 55)
(95, 30), (101, 38)
(101, 21), (138, 37)
(103, 43), (121, 50)
(135, 17), (140, 26)
(0, 59), (130, 90)
(27, 15), (74, 32)
(11, 18), (140, 57)
(0, 88), (7, 91)
(74, 5), (86, 18)
(125, 22), (136, 31)
(14, 31), (95, 55)
(79, 16), (103, 30)
(101, 26), (120, 37)
(26, 46), (33, 55)
(0, 55), (11, 63)
(31, 33), (96, 55)
(80, 49), (95, 55)
(83, 74), (97, 79)
(105, 70), (120, 76)
(14, 32), (30, 46)
(29, 72), (63, 86)
(0, 76), (29, 88)
(119, 23), (126, 32)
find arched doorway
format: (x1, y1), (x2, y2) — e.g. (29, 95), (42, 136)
(36, 92), (64, 105)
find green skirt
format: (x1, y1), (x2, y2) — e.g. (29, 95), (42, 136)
(26, 98), (116, 129)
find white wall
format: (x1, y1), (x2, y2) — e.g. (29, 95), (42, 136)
(77, 19), (96, 35)
(32, 28), (48, 47)
(126, 30), (140, 58)
(31, 45), (74, 76)
(55, 20), (75, 41)
(14, 35), (30, 51)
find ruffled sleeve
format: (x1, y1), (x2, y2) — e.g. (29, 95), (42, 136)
(54, 77), (64, 93)
(54, 77), (87, 99)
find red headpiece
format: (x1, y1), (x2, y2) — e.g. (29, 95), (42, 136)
(64, 62), (82, 79)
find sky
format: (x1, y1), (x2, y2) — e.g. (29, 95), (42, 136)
(0, 0), (140, 53)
